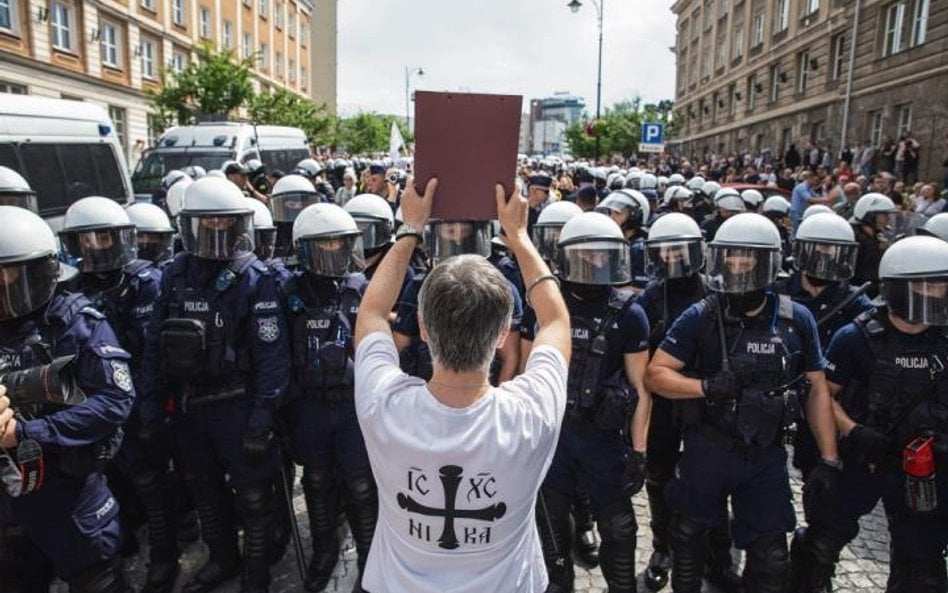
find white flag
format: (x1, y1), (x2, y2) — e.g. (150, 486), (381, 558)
(389, 121), (406, 162)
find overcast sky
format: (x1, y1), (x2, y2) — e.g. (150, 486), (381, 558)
(336, 0), (678, 118)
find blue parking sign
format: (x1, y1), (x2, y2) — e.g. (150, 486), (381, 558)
(641, 123), (664, 145)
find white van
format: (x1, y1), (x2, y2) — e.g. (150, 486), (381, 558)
(131, 122), (310, 200)
(0, 95), (133, 231)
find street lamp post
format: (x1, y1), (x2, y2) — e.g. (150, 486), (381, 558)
(405, 66), (425, 132)
(568, 0), (604, 161)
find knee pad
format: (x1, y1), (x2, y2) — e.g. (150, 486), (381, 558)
(746, 533), (790, 578)
(235, 482), (273, 516)
(129, 467), (164, 494)
(596, 500), (637, 546)
(301, 468), (335, 494)
(346, 470), (377, 505)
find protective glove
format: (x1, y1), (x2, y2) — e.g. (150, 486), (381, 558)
(847, 424), (893, 463)
(242, 401), (275, 465)
(622, 451), (647, 498)
(701, 370), (741, 403)
(803, 458), (841, 517)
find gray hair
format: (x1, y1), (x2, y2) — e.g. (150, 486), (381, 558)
(418, 254), (514, 373)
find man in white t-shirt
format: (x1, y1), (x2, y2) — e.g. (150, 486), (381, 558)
(353, 178), (571, 593)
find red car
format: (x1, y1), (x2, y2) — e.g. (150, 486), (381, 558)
(723, 183), (791, 200)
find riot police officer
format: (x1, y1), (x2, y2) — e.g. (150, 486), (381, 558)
(659, 186), (693, 216)
(525, 211), (651, 593)
(647, 213), (839, 593)
(141, 177), (290, 593)
(151, 170), (189, 213)
(270, 174), (323, 260)
(918, 212), (948, 242)
(762, 195), (793, 265)
(741, 189), (765, 213)
(530, 201), (583, 269)
(850, 192), (897, 296)
(244, 198), (278, 264)
(637, 213), (741, 592)
(278, 204), (376, 592)
(126, 203), (176, 266)
(59, 197), (177, 593)
(701, 187), (746, 242)
(0, 206), (133, 593)
(0, 166), (38, 212)
(527, 171), (554, 237)
(595, 189), (650, 290)
(790, 235), (948, 593)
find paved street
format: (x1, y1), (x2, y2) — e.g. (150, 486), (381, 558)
(104, 456), (892, 593)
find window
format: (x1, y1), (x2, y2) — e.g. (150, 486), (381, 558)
(0, 0), (20, 34)
(701, 51), (710, 77)
(20, 143), (127, 216)
(199, 7), (210, 38)
(798, 51), (810, 93)
(275, 1), (282, 29)
(689, 54), (698, 85)
(100, 20), (120, 68)
(752, 13), (764, 46)
(260, 42), (268, 69)
(770, 63), (780, 102)
(222, 20), (232, 48)
(288, 11), (295, 38)
(715, 40), (726, 69)
(242, 33), (252, 59)
(288, 58), (295, 82)
(775, 0), (789, 32)
(300, 65), (307, 89)
(831, 33), (845, 80)
(0, 80), (27, 94)
(140, 37), (156, 79)
(730, 83), (738, 116)
(897, 103), (912, 137)
(747, 74), (757, 110)
(868, 110), (883, 146)
(733, 26), (744, 59)
(805, 0), (819, 16)
(109, 106), (126, 152)
(50, 1), (73, 51)
(140, 0), (155, 11)
(146, 114), (162, 146)
(705, 0), (714, 28)
(911, 0), (929, 47)
(275, 50), (283, 76)
(712, 92), (720, 120)
(720, 0), (728, 17)
(259, 0), (268, 18)
(172, 0), (185, 26)
(171, 48), (187, 73)
(884, 2), (905, 56)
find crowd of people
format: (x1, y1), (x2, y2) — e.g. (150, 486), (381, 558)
(0, 144), (945, 593)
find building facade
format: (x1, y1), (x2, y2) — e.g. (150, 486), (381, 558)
(670, 0), (946, 179)
(0, 0), (337, 167)
(526, 92), (586, 156)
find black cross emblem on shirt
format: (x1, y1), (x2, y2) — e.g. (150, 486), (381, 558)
(397, 465), (506, 550)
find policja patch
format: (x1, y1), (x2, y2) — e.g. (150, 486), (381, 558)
(257, 316), (280, 343)
(111, 360), (133, 392)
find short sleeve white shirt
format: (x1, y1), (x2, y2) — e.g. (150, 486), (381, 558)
(354, 332), (567, 593)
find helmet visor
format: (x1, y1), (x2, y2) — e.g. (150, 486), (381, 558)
(0, 255), (59, 321)
(255, 227), (277, 261)
(355, 219), (392, 250)
(270, 192), (322, 223)
(557, 240), (632, 285)
(297, 235), (365, 277)
(646, 240), (705, 279)
(883, 278), (948, 325)
(531, 225), (563, 262)
(706, 246), (780, 293)
(428, 221), (491, 265)
(59, 226), (137, 272)
(0, 193), (38, 213)
(178, 212), (255, 260)
(136, 231), (175, 264)
(792, 240), (858, 281)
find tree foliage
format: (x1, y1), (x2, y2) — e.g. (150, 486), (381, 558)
(563, 97), (676, 159)
(247, 88), (336, 147)
(336, 113), (412, 154)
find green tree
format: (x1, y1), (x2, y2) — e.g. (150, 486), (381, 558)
(146, 41), (256, 126)
(336, 112), (412, 154)
(563, 97), (676, 159)
(247, 88), (336, 147)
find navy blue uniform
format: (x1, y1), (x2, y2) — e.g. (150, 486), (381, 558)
(0, 292), (133, 588)
(628, 238), (648, 290)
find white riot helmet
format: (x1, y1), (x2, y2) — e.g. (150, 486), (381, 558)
(245, 199), (277, 260)
(160, 170), (189, 192)
(793, 213), (858, 282)
(852, 193), (897, 228)
(0, 206), (63, 320)
(343, 193), (395, 251)
(662, 186), (694, 209)
(668, 173), (686, 187)
(596, 189), (650, 232)
(645, 213), (705, 279)
(741, 189), (765, 211)
(179, 177), (255, 260)
(166, 176), (193, 219)
(625, 170), (644, 190)
(685, 176), (706, 192)
(126, 202), (175, 264)
(294, 158), (324, 179)
(182, 165), (206, 179)
(427, 220), (493, 265)
(607, 172), (625, 191)
(270, 174), (321, 223)
(657, 175), (669, 191)
(918, 213), (948, 242)
(557, 212), (631, 285)
(60, 197), (137, 272)
(879, 235), (948, 325)
(640, 173), (658, 191)
(532, 201), (583, 261)
(292, 203), (365, 277)
(702, 181), (722, 200)
(762, 195), (791, 215)
(803, 204), (834, 219)
(706, 213), (782, 293)
(0, 166), (38, 213)
(713, 188), (746, 213)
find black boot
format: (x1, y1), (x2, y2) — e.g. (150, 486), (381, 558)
(181, 470), (241, 593)
(130, 468), (180, 593)
(597, 500), (638, 593)
(644, 549), (672, 592)
(706, 518), (743, 593)
(345, 469), (379, 593)
(886, 558), (948, 593)
(536, 489), (576, 593)
(789, 527), (838, 593)
(670, 515), (708, 593)
(644, 475), (673, 591)
(743, 534), (790, 593)
(571, 491), (599, 568)
(107, 464), (146, 559)
(235, 482), (275, 593)
(270, 460), (296, 565)
(70, 557), (132, 593)
(302, 469), (340, 592)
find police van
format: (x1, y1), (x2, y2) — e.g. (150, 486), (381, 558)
(0, 95), (133, 231)
(131, 122), (310, 201)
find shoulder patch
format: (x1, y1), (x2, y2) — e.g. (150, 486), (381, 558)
(110, 360), (134, 392)
(257, 316), (280, 343)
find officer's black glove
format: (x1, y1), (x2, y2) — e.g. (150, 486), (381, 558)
(847, 424), (893, 463)
(622, 451), (647, 498)
(241, 427), (275, 466)
(701, 370), (741, 403)
(803, 458), (841, 517)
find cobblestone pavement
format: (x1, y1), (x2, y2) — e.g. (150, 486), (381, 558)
(102, 460), (890, 593)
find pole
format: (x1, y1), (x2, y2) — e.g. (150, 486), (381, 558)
(839, 0), (861, 161)
(595, 0), (604, 162)
(404, 66), (410, 132)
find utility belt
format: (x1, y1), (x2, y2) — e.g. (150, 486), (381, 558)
(705, 383), (801, 449)
(178, 383), (245, 413)
(566, 371), (637, 433)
